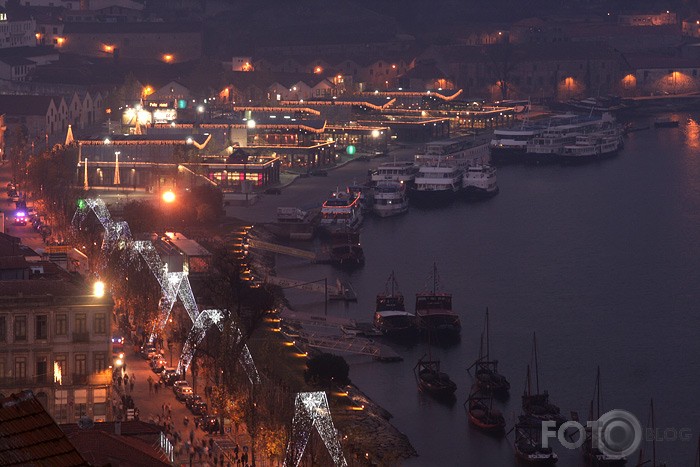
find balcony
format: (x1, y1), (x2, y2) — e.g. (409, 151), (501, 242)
(72, 332), (90, 343)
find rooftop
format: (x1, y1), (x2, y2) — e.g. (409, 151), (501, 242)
(0, 391), (87, 467)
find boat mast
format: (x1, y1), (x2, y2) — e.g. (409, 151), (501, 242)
(485, 308), (490, 361)
(525, 364), (531, 397)
(533, 332), (540, 394)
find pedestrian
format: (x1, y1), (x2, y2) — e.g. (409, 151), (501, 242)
(154, 382), (159, 394)
(190, 429), (195, 443)
(162, 403), (165, 415)
(166, 403), (171, 416)
(117, 375), (122, 386)
(130, 379), (134, 392)
(233, 444), (239, 459)
(131, 373), (135, 383)
(124, 374), (129, 386)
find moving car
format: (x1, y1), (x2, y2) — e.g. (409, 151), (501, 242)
(175, 386), (193, 401)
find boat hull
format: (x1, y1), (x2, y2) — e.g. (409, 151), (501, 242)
(373, 204), (409, 217)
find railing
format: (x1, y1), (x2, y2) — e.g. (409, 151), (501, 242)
(72, 332), (90, 343)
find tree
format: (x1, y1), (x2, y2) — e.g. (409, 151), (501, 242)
(304, 353), (350, 388)
(486, 43), (521, 100)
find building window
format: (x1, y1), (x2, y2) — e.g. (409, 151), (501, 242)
(14, 316), (27, 341)
(36, 357), (48, 383)
(14, 357), (26, 379)
(56, 314), (67, 335)
(74, 389), (87, 417)
(0, 316), (5, 342)
(75, 313), (86, 333)
(94, 352), (106, 373)
(94, 313), (106, 334)
(55, 389), (68, 422)
(55, 354), (67, 381)
(75, 354), (86, 375)
(36, 315), (48, 340)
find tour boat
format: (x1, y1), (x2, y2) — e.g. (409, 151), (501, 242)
(489, 123), (546, 164)
(582, 367), (627, 466)
(514, 416), (559, 464)
(525, 113), (619, 163)
(370, 161), (420, 185)
(410, 165), (463, 204)
(468, 309), (510, 399)
(415, 263), (461, 339)
(522, 334), (567, 427)
(465, 388), (506, 434)
(414, 136), (490, 170)
(373, 271), (417, 340)
(319, 190), (363, 234)
(328, 230), (364, 267)
(462, 165), (499, 197)
(372, 181), (409, 217)
(414, 355), (457, 399)
(559, 130), (623, 164)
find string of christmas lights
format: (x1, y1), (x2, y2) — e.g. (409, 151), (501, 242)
(284, 392), (348, 467)
(72, 198), (260, 383)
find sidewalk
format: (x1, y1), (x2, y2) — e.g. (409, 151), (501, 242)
(118, 342), (249, 466)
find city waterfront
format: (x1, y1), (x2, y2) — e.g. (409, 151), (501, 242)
(269, 113), (700, 466)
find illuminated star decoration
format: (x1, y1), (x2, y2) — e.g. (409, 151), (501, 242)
(71, 198), (260, 382)
(284, 391), (348, 467)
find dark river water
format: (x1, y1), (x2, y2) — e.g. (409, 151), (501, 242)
(274, 113), (700, 466)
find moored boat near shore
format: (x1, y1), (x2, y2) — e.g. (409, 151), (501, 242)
(415, 263), (461, 340)
(465, 388), (506, 435)
(462, 165), (499, 198)
(414, 355), (457, 400)
(319, 189), (363, 234)
(373, 271), (417, 340)
(372, 181), (409, 217)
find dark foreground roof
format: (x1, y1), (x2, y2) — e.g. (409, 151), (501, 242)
(0, 391), (87, 467)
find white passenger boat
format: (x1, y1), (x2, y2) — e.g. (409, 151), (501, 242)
(410, 165), (462, 204)
(372, 182), (409, 217)
(371, 161), (420, 185)
(559, 130), (623, 164)
(462, 165), (499, 197)
(319, 190), (363, 233)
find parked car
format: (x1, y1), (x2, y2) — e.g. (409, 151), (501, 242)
(185, 394), (203, 411)
(151, 358), (167, 373)
(140, 345), (156, 359)
(160, 367), (177, 382)
(162, 372), (181, 386)
(175, 386), (193, 401)
(172, 380), (189, 394)
(190, 401), (208, 416)
(197, 415), (220, 434)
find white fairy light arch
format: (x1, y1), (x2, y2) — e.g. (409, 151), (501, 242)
(284, 391), (348, 467)
(72, 198), (259, 382)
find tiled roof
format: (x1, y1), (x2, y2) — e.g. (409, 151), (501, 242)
(0, 391), (87, 467)
(66, 430), (170, 466)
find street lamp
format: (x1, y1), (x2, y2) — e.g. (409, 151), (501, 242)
(93, 280), (105, 298)
(162, 190), (176, 204)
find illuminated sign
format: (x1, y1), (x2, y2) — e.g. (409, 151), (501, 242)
(153, 109), (177, 123)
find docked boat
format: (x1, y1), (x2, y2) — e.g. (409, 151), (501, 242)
(465, 389), (506, 434)
(373, 272), (417, 339)
(582, 367), (627, 466)
(489, 122), (546, 164)
(565, 95), (626, 113)
(514, 416), (559, 464)
(559, 130), (623, 164)
(468, 309), (510, 399)
(370, 161), (420, 185)
(415, 264), (461, 339)
(328, 230), (364, 267)
(462, 165), (499, 197)
(522, 334), (567, 427)
(414, 354), (457, 399)
(372, 181), (409, 217)
(414, 135), (490, 170)
(410, 165), (463, 204)
(346, 183), (372, 211)
(525, 113), (619, 163)
(319, 190), (363, 234)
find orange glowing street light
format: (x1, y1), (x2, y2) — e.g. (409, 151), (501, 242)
(163, 54), (173, 63)
(162, 190), (176, 203)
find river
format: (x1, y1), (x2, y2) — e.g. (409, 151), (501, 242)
(237, 112), (700, 466)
